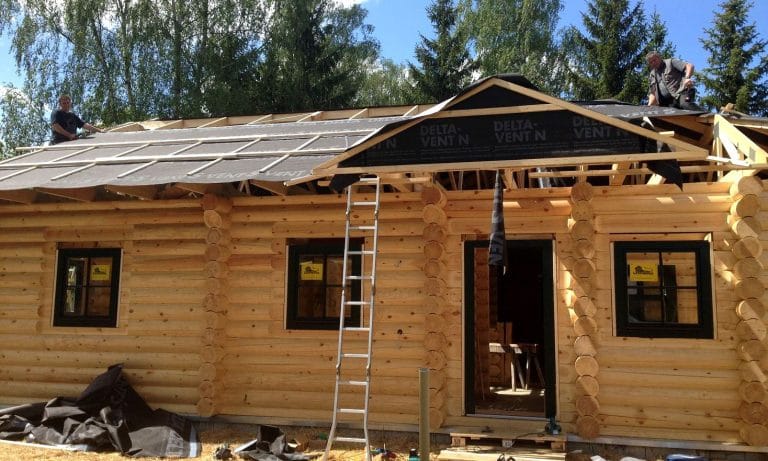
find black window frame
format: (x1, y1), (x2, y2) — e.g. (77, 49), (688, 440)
(286, 239), (361, 330)
(53, 248), (122, 328)
(614, 241), (713, 339)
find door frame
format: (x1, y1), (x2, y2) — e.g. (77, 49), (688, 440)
(463, 239), (556, 418)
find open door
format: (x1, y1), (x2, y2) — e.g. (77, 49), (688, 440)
(464, 239), (556, 419)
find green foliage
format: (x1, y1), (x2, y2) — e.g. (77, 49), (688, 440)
(357, 59), (416, 107)
(0, 86), (49, 158)
(257, 0), (380, 113)
(459, 0), (564, 94)
(408, 0), (475, 103)
(562, 0), (648, 103)
(699, 0), (768, 115)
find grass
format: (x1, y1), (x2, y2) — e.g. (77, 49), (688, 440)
(0, 424), (445, 461)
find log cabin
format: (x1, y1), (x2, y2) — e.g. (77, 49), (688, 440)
(1, 75), (768, 453)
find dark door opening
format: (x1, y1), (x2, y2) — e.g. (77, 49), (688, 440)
(464, 239), (556, 419)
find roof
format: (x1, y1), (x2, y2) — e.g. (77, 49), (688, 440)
(0, 76), (766, 203)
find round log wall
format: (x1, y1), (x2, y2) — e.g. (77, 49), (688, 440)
(729, 177), (768, 446)
(568, 182), (601, 439)
(421, 184), (449, 430)
(199, 194), (233, 416)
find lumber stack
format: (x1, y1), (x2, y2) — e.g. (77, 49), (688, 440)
(422, 184), (449, 429)
(567, 182), (601, 439)
(728, 177), (768, 446)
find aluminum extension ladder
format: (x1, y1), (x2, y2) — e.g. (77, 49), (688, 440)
(323, 176), (381, 461)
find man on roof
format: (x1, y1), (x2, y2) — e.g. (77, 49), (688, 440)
(51, 94), (103, 143)
(646, 51), (702, 110)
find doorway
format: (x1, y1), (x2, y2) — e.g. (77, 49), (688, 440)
(464, 239), (556, 419)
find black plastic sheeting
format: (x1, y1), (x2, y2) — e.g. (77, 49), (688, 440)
(0, 364), (199, 457)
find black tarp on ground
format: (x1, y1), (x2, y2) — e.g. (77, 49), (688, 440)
(0, 364), (200, 457)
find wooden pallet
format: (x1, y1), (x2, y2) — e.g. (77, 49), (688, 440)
(450, 431), (567, 452)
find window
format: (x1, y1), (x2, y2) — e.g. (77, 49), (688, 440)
(613, 241), (713, 338)
(54, 248), (122, 327)
(286, 239), (361, 330)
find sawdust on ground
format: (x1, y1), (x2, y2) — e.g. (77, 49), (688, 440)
(0, 424), (446, 461)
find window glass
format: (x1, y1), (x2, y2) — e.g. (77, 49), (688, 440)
(54, 249), (121, 327)
(287, 240), (361, 330)
(615, 241), (712, 338)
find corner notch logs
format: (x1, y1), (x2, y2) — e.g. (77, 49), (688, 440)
(198, 194), (233, 417)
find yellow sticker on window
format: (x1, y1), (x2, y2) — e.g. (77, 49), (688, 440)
(300, 261), (323, 280)
(90, 264), (111, 281)
(628, 262), (658, 282)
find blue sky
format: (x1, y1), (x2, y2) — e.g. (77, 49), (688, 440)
(1, 0), (766, 88)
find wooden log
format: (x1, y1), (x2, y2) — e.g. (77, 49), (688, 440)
(730, 175), (763, 199)
(576, 394), (600, 416)
(734, 257), (763, 279)
(425, 277), (446, 296)
(429, 408), (444, 431)
(421, 185), (447, 208)
(573, 258), (596, 279)
(576, 415), (600, 439)
(423, 204), (448, 226)
(739, 381), (767, 403)
(201, 345), (225, 363)
(197, 397), (215, 417)
(570, 220), (595, 240)
(203, 210), (230, 229)
(571, 182), (594, 201)
(574, 239), (596, 259)
(424, 332), (448, 351)
(738, 339), (768, 361)
(730, 216), (762, 239)
(423, 241), (445, 260)
(575, 355), (599, 377)
(740, 361), (767, 383)
(423, 223), (447, 243)
(737, 298), (766, 321)
(573, 297), (597, 318)
(205, 312), (227, 330)
(574, 316), (598, 336)
(576, 375), (600, 397)
(574, 335), (597, 357)
(206, 228), (230, 246)
(203, 294), (229, 312)
(426, 350), (447, 370)
(425, 313), (447, 332)
(201, 194), (233, 213)
(739, 401), (768, 424)
(205, 261), (229, 278)
(733, 236), (763, 259)
(735, 277), (764, 300)
(205, 244), (232, 262)
(736, 318), (768, 341)
(571, 200), (594, 221)
(731, 194), (761, 218)
(741, 423), (768, 446)
(423, 259), (446, 278)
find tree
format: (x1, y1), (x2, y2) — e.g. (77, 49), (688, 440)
(408, 0), (475, 103)
(0, 86), (50, 158)
(699, 0), (768, 115)
(459, 0), (563, 95)
(256, 0), (380, 113)
(562, 0), (648, 103)
(357, 59), (416, 107)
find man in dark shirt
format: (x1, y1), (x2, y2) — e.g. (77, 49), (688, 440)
(646, 51), (701, 110)
(51, 94), (103, 143)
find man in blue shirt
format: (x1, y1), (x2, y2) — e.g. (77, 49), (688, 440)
(51, 94), (103, 143)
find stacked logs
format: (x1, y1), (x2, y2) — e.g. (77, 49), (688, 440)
(421, 184), (449, 430)
(728, 176), (768, 446)
(198, 194), (233, 417)
(567, 182), (601, 439)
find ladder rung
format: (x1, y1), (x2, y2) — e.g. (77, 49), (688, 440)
(347, 250), (375, 256)
(346, 275), (373, 281)
(352, 201), (377, 206)
(335, 437), (367, 444)
(350, 225), (376, 231)
(343, 353), (369, 359)
(338, 408), (366, 414)
(344, 301), (369, 306)
(343, 327), (370, 332)
(358, 177), (379, 184)
(340, 380), (368, 386)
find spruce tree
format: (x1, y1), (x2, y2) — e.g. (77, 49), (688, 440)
(699, 0), (768, 115)
(408, 0), (475, 103)
(562, 0), (648, 103)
